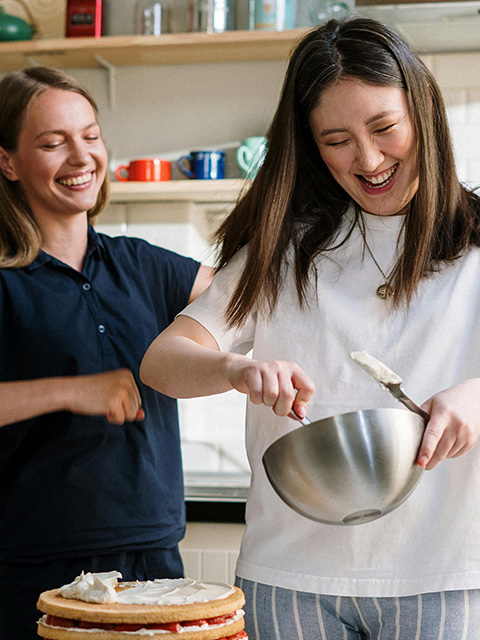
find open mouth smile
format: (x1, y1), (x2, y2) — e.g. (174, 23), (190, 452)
(57, 172), (93, 187)
(357, 164), (398, 190)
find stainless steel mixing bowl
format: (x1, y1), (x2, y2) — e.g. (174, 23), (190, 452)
(263, 408), (425, 526)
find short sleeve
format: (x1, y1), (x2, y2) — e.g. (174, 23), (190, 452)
(180, 246), (255, 355)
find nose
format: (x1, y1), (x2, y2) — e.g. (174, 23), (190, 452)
(67, 140), (90, 166)
(354, 139), (384, 174)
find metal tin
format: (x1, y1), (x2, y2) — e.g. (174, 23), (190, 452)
(251, 0), (296, 30)
(188, 0), (235, 34)
(66, 0), (103, 38)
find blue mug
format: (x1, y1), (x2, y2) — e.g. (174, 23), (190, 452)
(177, 150), (226, 180)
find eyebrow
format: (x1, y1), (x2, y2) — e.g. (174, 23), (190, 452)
(35, 121), (99, 141)
(317, 110), (400, 137)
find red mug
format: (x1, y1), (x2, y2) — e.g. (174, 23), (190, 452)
(115, 158), (171, 182)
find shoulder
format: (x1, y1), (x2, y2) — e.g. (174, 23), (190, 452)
(215, 244), (249, 281)
(97, 232), (200, 270)
(97, 231), (171, 256)
(221, 244), (249, 268)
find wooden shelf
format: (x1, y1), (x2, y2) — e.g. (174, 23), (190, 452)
(0, 29), (307, 71)
(109, 179), (248, 203)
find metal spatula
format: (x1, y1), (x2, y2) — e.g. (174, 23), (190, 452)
(350, 351), (429, 422)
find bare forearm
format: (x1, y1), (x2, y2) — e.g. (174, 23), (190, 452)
(0, 377), (75, 427)
(140, 317), (316, 415)
(0, 369), (144, 428)
(140, 334), (245, 398)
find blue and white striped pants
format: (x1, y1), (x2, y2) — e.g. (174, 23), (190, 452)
(236, 578), (480, 640)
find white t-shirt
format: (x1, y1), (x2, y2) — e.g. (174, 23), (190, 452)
(181, 208), (480, 597)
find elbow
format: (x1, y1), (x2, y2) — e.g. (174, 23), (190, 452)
(140, 342), (176, 397)
(139, 350), (156, 390)
(139, 358), (149, 387)
(140, 351), (178, 399)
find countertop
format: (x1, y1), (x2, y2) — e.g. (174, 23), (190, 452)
(184, 471), (250, 503)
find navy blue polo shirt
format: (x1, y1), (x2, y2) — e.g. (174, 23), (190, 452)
(0, 227), (200, 560)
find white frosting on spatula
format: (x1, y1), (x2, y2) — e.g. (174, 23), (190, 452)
(350, 350), (403, 388)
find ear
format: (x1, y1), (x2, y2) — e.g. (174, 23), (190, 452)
(0, 146), (19, 182)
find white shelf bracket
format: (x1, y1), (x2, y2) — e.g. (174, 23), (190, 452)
(94, 54), (117, 109)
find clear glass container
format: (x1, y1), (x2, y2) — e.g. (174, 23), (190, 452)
(137, 0), (171, 35)
(188, 0), (235, 34)
(309, 0), (349, 25)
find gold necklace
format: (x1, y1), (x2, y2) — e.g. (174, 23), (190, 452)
(358, 221), (400, 300)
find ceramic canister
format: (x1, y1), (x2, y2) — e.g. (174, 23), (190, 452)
(251, 0), (296, 30)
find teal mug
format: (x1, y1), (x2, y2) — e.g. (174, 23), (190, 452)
(236, 136), (267, 178)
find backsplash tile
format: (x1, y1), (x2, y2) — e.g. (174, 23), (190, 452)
(444, 89), (467, 125)
(180, 549), (202, 581)
(179, 523), (245, 583)
(467, 90), (480, 125)
(202, 550), (233, 583)
(430, 53), (480, 90)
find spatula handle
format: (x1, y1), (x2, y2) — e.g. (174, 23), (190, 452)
(396, 394), (430, 422)
(289, 409), (312, 426)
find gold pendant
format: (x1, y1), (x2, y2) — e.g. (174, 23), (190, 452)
(376, 283), (394, 300)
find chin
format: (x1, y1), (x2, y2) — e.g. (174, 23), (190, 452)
(356, 193), (410, 217)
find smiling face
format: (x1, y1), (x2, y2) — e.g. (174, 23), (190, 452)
(0, 87), (108, 225)
(309, 79), (419, 216)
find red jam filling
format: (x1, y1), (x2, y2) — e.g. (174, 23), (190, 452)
(43, 612), (247, 636)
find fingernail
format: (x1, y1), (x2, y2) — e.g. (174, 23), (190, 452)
(417, 455), (428, 468)
(295, 405), (306, 419)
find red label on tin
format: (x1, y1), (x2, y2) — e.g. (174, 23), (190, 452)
(66, 0), (103, 37)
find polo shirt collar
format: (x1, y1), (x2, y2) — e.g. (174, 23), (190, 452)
(25, 225), (105, 272)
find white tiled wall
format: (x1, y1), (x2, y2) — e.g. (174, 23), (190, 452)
(427, 53), (480, 188)
(179, 522), (245, 583)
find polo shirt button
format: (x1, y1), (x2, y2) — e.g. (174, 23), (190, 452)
(82, 283), (91, 291)
(98, 324), (106, 333)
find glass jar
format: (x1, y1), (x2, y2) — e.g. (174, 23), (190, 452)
(309, 0), (349, 25)
(250, 0), (296, 31)
(188, 0), (235, 34)
(137, 0), (171, 35)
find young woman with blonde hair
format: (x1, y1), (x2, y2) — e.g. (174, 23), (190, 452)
(0, 66), (212, 639)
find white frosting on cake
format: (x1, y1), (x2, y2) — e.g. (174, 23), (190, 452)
(116, 578), (234, 605)
(58, 573), (235, 605)
(350, 350), (402, 388)
(58, 572), (122, 604)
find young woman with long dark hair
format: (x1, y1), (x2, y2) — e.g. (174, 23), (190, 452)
(141, 17), (480, 638)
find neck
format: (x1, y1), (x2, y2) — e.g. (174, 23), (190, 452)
(38, 215), (89, 272)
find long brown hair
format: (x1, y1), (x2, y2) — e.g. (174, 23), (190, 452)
(0, 66), (109, 268)
(216, 16), (480, 327)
